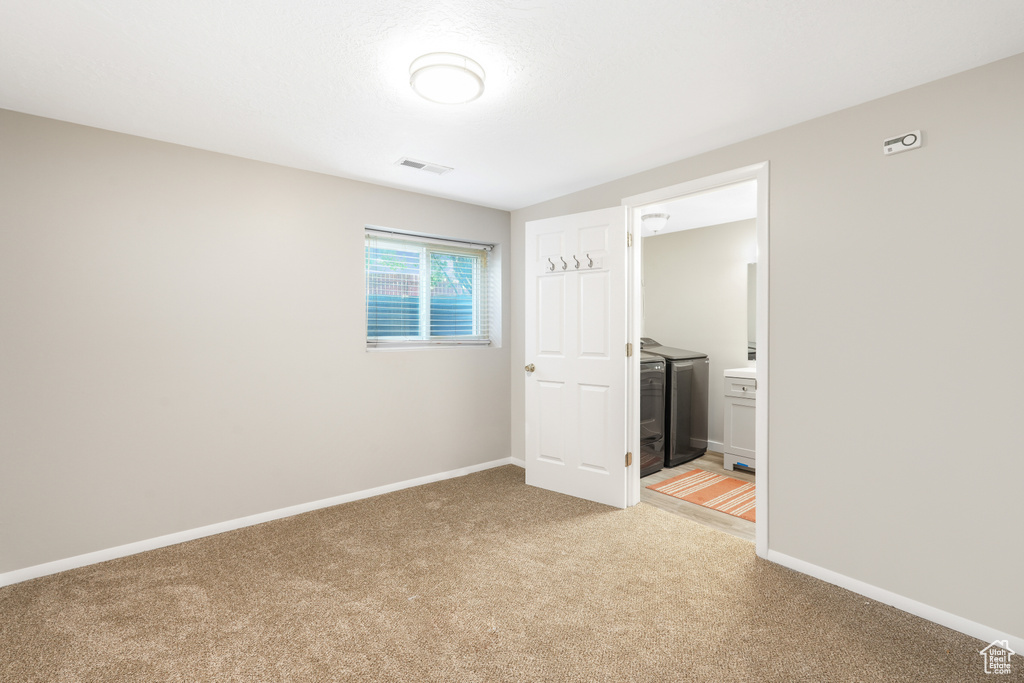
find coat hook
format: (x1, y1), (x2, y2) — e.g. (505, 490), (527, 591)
(587, 253), (594, 268)
(547, 258), (555, 271)
(560, 256), (567, 270)
(573, 255), (580, 269)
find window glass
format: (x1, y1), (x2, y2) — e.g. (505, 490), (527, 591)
(365, 231), (491, 347)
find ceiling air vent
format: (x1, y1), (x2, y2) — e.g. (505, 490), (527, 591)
(396, 157), (453, 175)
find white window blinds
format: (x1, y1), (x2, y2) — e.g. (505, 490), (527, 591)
(365, 229), (492, 347)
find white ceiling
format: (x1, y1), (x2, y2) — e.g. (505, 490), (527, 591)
(640, 181), (757, 238)
(2, 1), (1024, 211)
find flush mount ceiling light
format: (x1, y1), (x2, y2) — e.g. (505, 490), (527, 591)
(641, 213), (670, 233)
(410, 52), (485, 104)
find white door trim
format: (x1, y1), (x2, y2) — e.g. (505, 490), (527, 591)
(621, 162), (770, 558)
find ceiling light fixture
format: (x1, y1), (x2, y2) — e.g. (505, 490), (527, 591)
(410, 52), (485, 104)
(641, 213), (670, 233)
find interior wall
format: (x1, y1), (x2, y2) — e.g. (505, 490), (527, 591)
(511, 52), (1024, 641)
(0, 109), (512, 574)
(642, 219), (756, 446)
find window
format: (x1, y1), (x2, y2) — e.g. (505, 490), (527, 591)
(365, 228), (492, 347)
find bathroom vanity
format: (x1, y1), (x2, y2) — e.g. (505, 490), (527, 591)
(723, 368), (756, 471)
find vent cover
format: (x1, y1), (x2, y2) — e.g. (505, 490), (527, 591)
(396, 157), (453, 175)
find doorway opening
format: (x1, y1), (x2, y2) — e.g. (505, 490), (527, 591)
(623, 162), (769, 557)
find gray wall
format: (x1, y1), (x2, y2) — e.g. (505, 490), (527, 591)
(0, 109), (511, 573)
(512, 53), (1024, 639)
(642, 219), (756, 446)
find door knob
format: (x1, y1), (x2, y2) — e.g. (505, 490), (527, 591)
(525, 364), (536, 373)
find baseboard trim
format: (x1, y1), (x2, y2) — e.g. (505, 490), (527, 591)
(707, 440), (724, 453)
(765, 550), (1023, 653)
(0, 457), (515, 588)
(510, 457), (525, 468)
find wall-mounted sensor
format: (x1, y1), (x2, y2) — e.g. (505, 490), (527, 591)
(883, 130), (922, 155)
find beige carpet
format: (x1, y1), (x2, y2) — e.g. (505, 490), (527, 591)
(0, 465), (1012, 682)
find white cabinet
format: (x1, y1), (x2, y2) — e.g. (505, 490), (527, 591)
(723, 368), (756, 471)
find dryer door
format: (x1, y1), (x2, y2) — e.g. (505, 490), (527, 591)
(640, 361), (664, 446)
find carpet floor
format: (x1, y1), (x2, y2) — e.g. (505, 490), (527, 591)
(0, 465), (1010, 682)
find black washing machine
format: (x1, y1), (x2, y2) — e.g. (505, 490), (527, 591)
(639, 351), (666, 478)
(641, 338), (709, 467)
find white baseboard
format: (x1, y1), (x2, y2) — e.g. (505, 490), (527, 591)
(0, 457), (515, 589)
(707, 440), (724, 453)
(510, 457), (525, 468)
(766, 550), (1023, 654)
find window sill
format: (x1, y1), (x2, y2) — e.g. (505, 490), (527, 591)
(366, 340), (492, 351)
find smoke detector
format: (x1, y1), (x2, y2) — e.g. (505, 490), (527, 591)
(396, 157), (453, 175)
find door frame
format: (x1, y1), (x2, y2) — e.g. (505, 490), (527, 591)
(622, 162), (770, 558)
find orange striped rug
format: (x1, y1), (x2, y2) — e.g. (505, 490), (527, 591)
(646, 469), (756, 522)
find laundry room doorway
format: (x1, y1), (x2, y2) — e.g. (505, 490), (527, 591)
(623, 162), (769, 558)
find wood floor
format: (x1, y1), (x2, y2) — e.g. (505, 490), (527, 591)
(640, 450), (755, 542)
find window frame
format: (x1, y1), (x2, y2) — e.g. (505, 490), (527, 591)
(364, 228), (493, 349)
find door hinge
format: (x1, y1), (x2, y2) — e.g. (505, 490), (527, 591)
(625, 452), (633, 467)
(626, 342), (633, 357)
(627, 232), (633, 247)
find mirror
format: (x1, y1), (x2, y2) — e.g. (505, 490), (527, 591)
(747, 263), (756, 360)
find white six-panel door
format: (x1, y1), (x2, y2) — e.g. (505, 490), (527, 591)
(524, 207), (628, 508)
